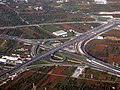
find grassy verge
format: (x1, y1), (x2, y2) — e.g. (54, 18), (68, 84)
(31, 60), (48, 65)
(43, 25), (58, 32)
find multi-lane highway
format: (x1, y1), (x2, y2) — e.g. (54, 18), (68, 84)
(0, 19), (120, 79)
(76, 20), (120, 75)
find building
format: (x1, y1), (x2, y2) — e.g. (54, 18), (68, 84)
(2, 56), (19, 61)
(97, 36), (104, 39)
(53, 30), (67, 36)
(6, 60), (22, 65)
(0, 58), (6, 64)
(0, 56), (23, 65)
(64, 0), (69, 2)
(94, 0), (107, 4)
(72, 66), (86, 78)
(56, 0), (70, 3)
(13, 0), (28, 3)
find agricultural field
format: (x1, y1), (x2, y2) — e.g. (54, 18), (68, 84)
(20, 26), (56, 39)
(0, 4), (25, 27)
(1, 65), (120, 90)
(61, 23), (101, 33)
(0, 0), (120, 89)
(86, 29), (120, 66)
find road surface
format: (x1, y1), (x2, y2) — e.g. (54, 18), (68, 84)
(0, 19), (120, 79)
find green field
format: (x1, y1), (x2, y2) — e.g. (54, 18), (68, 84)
(31, 60), (48, 65)
(43, 25), (58, 32)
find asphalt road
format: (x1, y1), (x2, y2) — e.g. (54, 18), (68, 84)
(0, 19), (120, 79)
(76, 20), (120, 75)
(0, 21), (105, 30)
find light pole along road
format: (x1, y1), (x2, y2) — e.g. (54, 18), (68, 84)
(0, 19), (120, 79)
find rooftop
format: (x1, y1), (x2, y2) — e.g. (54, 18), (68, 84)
(53, 30), (67, 36)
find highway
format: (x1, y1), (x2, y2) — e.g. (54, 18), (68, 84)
(0, 21), (105, 30)
(76, 20), (120, 75)
(0, 19), (120, 79)
(0, 34), (75, 45)
(31, 36), (74, 42)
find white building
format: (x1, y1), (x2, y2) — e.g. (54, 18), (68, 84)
(97, 36), (104, 39)
(56, 0), (69, 3)
(6, 60), (22, 65)
(13, 0), (28, 3)
(64, 0), (69, 2)
(53, 30), (67, 36)
(72, 66), (86, 78)
(2, 56), (19, 61)
(56, 0), (64, 3)
(0, 58), (6, 63)
(0, 56), (22, 65)
(94, 0), (107, 4)
(100, 15), (113, 19)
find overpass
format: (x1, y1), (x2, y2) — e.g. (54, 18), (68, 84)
(0, 19), (120, 79)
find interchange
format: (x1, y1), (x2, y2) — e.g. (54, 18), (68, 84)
(76, 20), (120, 75)
(0, 19), (120, 79)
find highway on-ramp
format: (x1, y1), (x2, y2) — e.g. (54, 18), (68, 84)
(77, 26), (120, 75)
(0, 19), (120, 79)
